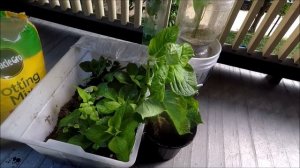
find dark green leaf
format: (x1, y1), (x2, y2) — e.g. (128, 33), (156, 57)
(163, 90), (190, 135)
(119, 85), (139, 101)
(79, 61), (93, 72)
(127, 63), (139, 76)
(96, 83), (118, 101)
(58, 110), (81, 128)
(114, 71), (130, 84)
(68, 135), (92, 150)
(136, 98), (164, 119)
(84, 125), (112, 147)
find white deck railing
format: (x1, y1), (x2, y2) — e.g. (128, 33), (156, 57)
(30, 0), (299, 64)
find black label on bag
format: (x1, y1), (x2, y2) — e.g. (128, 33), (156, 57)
(0, 49), (24, 79)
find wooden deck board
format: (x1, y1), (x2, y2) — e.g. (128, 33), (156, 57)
(0, 18), (299, 168)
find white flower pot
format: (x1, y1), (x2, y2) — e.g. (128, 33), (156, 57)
(189, 39), (222, 86)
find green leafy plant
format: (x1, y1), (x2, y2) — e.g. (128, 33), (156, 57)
(53, 58), (147, 162)
(52, 26), (201, 163)
(137, 26), (202, 136)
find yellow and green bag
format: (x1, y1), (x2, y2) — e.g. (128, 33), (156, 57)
(0, 11), (46, 123)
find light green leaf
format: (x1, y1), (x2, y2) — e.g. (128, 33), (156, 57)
(77, 87), (91, 103)
(180, 43), (194, 66)
(165, 43), (181, 65)
(96, 99), (121, 114)
(148, 26), (179, 56)
(163, 90), (190, 135)
(150, 64), (169, 101)
(169, 64), (198, 96)
(107, 105), (125, 135)
(136, 98), (164, 119)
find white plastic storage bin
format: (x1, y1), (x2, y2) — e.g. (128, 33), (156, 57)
(0, 35), (148, 168)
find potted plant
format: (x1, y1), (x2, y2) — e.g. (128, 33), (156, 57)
(136, 26), (203, 161)
(174, 0), (234, 85)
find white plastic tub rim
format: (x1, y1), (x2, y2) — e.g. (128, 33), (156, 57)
(189, 39), (222, 85)
(0, 35), (148, 168)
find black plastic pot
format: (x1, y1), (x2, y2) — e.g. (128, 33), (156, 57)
(137, 125), (197, 163)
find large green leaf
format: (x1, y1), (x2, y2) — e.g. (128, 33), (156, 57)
(96, 83), (118, 101)
(136, 98), (164, 119)
(108, 136), (129, 161)
(148, 26), (179, 56)
(163, 90), (190, 135)
(67, 135), (92, 150)
(150, 63), (169, 101)
(164, 43), (181, 65)
(169, 64), (198, 96)
(84, 125), (112, 147)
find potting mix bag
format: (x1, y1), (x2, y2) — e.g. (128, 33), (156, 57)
(0, 11), (46, 123)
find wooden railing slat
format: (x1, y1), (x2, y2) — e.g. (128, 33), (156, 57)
(232, 0), (265, 50)
(93, 0), (105, 19)
(134, 0), (143, 28)
(278, 27), (300, 60)
(219, 0), (244, 44)
(107, 0), (117, 22)
(69, 0), (82, 13)
(81, 0), (93, 16)
(49, 0), (59, 7)
(58, 0), (71, 11)
(121, 0), (129, 25)
(262, 0), (300, 57)
(247, 0), (286, 53)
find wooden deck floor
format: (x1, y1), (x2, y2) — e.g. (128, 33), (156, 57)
(1, 18), (299, 168)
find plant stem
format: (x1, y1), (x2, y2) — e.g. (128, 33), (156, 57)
(191, 6), (205, 38)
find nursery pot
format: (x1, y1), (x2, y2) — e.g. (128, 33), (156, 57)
(189, 39), (222, 85)
(138, 125), (197, 162)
